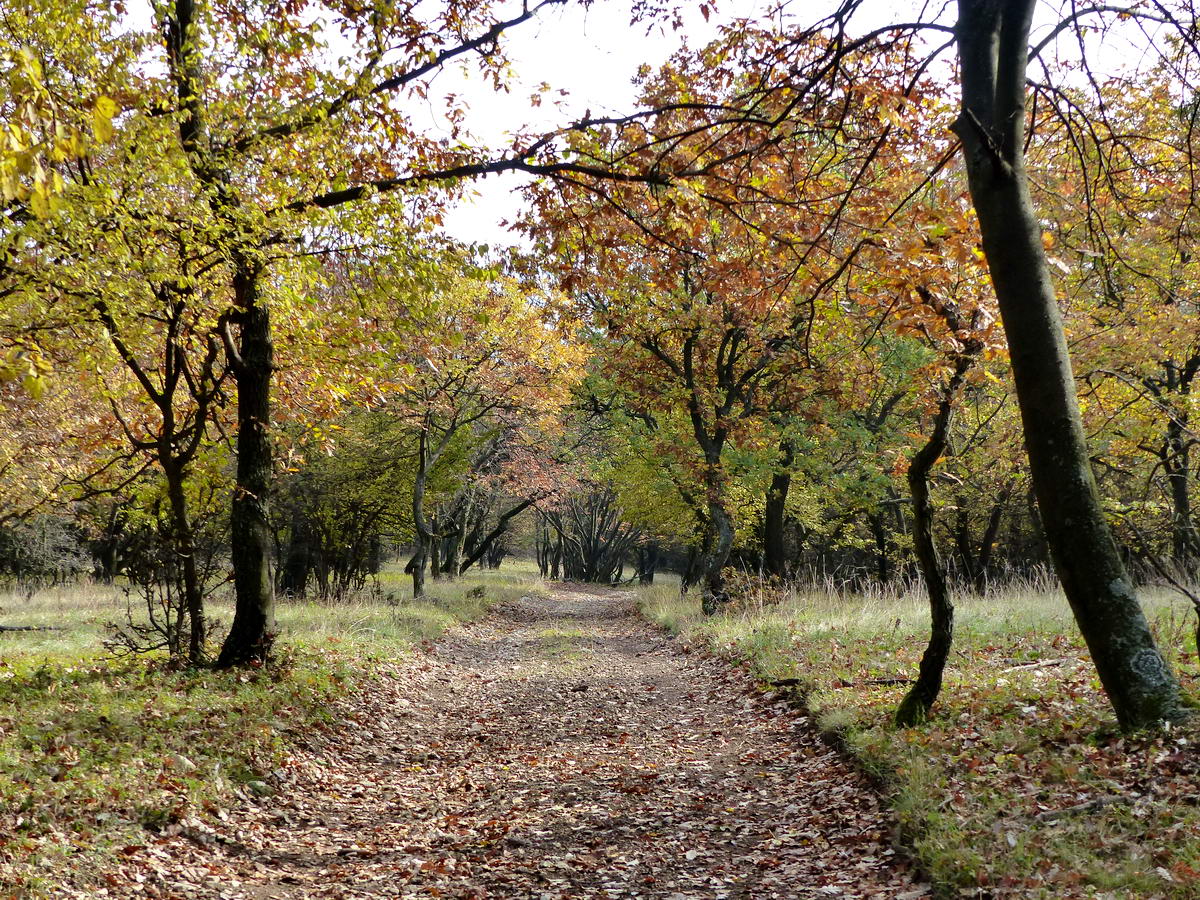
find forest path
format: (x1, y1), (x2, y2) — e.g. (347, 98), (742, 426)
(114, 587), (929, 899)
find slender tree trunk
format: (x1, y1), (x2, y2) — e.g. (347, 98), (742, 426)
(764, 437), (795, 579)
(443, 494), (471, 581)
(411, 540), (427, 598)
(411, 429), (434, 599)
(953, 503), (979, 589)
(551, 531), (562, 580)
(973, 499), (1006, 594)
(458, 497), (538, 574)
(701, 493), (734, 615)
(955, 0), (1182, 728)
(164, 458), (205, 664)
(280, 502), (312, 597)
(1166, 416), (1194, 568)
(217, 269), (276, 668)
(868, 513), (892, 584)
(429, 515), (442, 580)
(896, 362), (969, 726)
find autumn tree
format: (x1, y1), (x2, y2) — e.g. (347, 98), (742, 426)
(532, 27), (931, 612)
(367, 273), (583, 596)
(775, 0), (1192, 728)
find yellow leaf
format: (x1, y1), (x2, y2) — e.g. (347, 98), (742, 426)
(29, 185), (49, 218)
(92, 110), (113, 142)
(94, 96), (118, 118)
(21, 373), (46, 399)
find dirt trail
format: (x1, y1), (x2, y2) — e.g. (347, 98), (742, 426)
(110, 588), (929, 899)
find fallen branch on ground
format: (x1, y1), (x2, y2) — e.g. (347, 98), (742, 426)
(1034, 795), (1130, 821)
(1001, 658), (1067, 673)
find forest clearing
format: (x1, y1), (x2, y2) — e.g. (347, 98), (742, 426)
(6, 0), (1200, 896)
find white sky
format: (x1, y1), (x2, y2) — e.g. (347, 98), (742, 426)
(429, 0), (1171, 249)
(428, 0), (773, 249)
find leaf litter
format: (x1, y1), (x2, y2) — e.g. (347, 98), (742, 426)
(82, 588), (930, 898)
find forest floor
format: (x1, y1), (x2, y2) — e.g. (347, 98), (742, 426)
(90, 587), (930, 899)
(641, 578), (1200, 897)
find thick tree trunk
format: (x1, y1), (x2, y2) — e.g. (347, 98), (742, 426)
(442, 493), (472, 581)
(954, 496), (1006, 594)
(764, 438), (795, 579)
(486, 543), (506, 569)
(953, 503), (979, 588)
(896, 363), (969, 726)
(955, 0), (1182, 728)
(217, 272), (276, 668)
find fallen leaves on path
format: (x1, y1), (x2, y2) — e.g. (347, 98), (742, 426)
(86, 588), (929, 898)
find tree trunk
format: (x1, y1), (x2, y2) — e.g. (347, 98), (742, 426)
(700, 494), (734, 615)
(973, 498), (1006, 594)
(637, 544), (659, 585)
(896, 362), (969, 726)
(953, 502), (979, 589)
(163, 459), (206, 665)
(1166, 414), (1194, 568)
(443, 493), (471, 581)
(868, 513), (892, 584)
(280, 503), (312, 598)
(411, 540), (427, 598)
(411, 428), (434, 599)
(429, 516), (442, 580)
(217, 271), (276, 668)
(955, 0), (1182, 728)
(458, 497), (538, 574)
(764, 438), (795, 579)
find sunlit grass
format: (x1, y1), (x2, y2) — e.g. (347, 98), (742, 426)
(0, 559), (542, 897)
(640, 575), (1200, 897)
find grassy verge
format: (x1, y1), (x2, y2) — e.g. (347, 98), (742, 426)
(640, 574), (1200, 898)
(0, 561), (544, 896)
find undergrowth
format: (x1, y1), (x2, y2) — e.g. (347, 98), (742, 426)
(640, 574), (1200, 899)
(0, 563), (542, 896)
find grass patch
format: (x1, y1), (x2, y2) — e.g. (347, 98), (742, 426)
(639, 576), (1200, 898)
(0, 560), (544, 896)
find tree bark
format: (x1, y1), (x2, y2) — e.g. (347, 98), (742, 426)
(163, 459), (205, 665)
(429, 514), (442, 580)
(216, 269), (276, 667)
(896, 362), (969, 726)
(551, 530), (562, 580)
(458, 496), (538, 574)
(763, 437), (795, 579)
(410, 540), (428, 598)
(955, 0), (1183, 728)
(280, 501), (312, 598)
(973, 498), (1006, 594)
(1164, 393), (1195, 567)
(700, 493), (734, 615)
(868, 513), (892, 584)
(637, 544), (660, 585)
